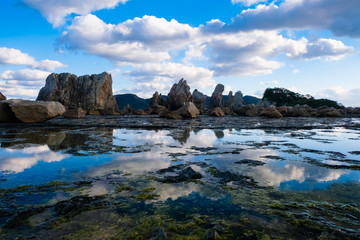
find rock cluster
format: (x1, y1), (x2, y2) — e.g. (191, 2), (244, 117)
(0, 92), (6, 101)
(0, 100), (65, 123)
(37, 72), (118, 116)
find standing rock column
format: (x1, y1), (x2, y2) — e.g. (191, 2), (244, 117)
(209, 84), (224, 110)
(166, 78), (192, 110)
(225, 91), (234, 109)
(192, 89), (207, 114)
(232, 91), (245, 112)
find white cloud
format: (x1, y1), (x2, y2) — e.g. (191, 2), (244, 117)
(0, 47), (67, 71)
(0, 69), (51, 99)
(23, 0), (129, 27)
(123, 62), (216, 97)
(216, 0), (360, 38)
(58, 14), (197, 64)
(316, 86), (360, 107)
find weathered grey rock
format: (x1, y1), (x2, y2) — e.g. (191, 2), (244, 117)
(0, 99), (65, 123)
(234, 104), (257, 116)
(63, 107), (86, 118)
(222, 107), (235, 115)
(260, 106), (283, 118)
(225, 91), (234, 108)
(285, 106), (310, 117)
(37, 72), (118, 115)
(209, 107), (225, 117)
(149, 91), (166, 108)
(159, 110), (182, 120)
(166, 78), (192, 110)
(177, 102), (200, 118)
(209, 84), (224, 109)
(192, 89), (207, 114)
(0, 92), (6, 101)
(232, 91), (245, 112)
(256, 99), (272, 108)
(316, 107), (341, 117)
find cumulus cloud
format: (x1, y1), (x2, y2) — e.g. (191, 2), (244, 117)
(316, 87), (360, 107)
(214, 0), (360, 38)
(123, 62), (215, 97)
(58, 14), (197, 64)
(23, 0), (129, 27)
(0, 69), (50, 99)
(0, 47), (67, 71)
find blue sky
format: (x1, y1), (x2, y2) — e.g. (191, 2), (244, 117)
(0, 0), (360, 106)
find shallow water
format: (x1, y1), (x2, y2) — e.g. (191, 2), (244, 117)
(0, 116), (359, 239)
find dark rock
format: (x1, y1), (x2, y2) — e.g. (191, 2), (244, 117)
(166, 78), (192, 110)
(158, 166), (202, 183)
(63, 107), (86, 118)
(285, 106), (310, 117)
(233, 91), (245, 112)
(205, 229), (220, 240)
(177, 102), (200, 118)
(0, 92), (6, 101)
(192, 89), (207, 114)
(53, 196), (104, 216)
(0, 99), (65, 123)
(120, 104), (132, 115)
(260, 106), (282, 118)
(209, 84), (224, 109)
(235, 159), (266, 166)
(276, 106), (288, 116)
(225, 91), (234, 108)
(209, 107), (225, 117)
(37, 72), (118, 115)
(222, 107), (234, 115)
(149, 91), (166, 108)
(316, 106), (341, 117)
(159, 110), (183, 119)
(133, 109), (147, 115)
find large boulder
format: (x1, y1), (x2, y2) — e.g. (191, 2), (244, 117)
(166, 78), (192, 110)
(177, 102), (200, 118)
(285, 106), (310, 117)
(36, 72), (118, 115)
(146, 91), (167, 115)
(260, 106), (282, 118)
(192, 89), (207, 114)
(0, 100), (65, 123)
(209, 107), (225, 117)
(316, 107), (341, 117)
(63, 107), (86, 118)
(209, 84), (224, 109)
(0, 92), (6, 101)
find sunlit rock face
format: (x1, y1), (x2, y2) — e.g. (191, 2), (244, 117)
(37, 72), (118, 115)
(0, 92), (6, 101)
(209, 84), (224, 110)
(166, 78), (192, 111)
(0, 99), (65, 123)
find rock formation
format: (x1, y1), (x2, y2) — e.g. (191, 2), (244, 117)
(177, 102), (200, 118)
(260, 106), (283, 118)
(0, 92), (6, 101)
(233, 91), (245, 112)
(192, 89), (207, 114)
(209, 107), (225, 117)
(63, 107), (86, 119)
(146, 91), (167, 114)
(36, 72), (118, 115)
(225, 91), (234, 109)
(166, 79), (192, 110)
(209, 84), (224, 109)
(0, 100), (65, 123)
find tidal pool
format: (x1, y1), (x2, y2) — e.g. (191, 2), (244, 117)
(0, 116), (359, 239)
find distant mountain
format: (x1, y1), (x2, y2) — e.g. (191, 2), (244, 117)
(115, 93), (260, 110)
(114, 94), (166, 110)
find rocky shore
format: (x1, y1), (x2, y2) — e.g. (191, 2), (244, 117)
(1, 73), (359, 123)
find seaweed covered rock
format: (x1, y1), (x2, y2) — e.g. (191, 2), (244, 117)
(37, 72), (118, 115)
(209, 84), (224, 109)
(0, 99), (65, 123)
(166, 78), (192, 110)
(0, 92), (6, 101)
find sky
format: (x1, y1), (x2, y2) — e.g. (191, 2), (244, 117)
(0, 0), (360, 106)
